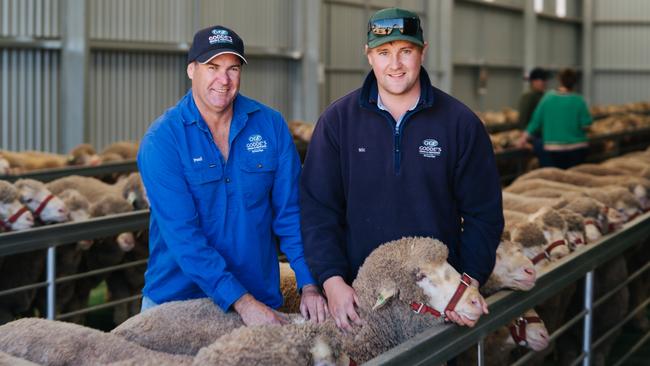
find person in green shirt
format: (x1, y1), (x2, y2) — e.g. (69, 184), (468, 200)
(517, 67), (550, 166)
(518, 68), (593, 169)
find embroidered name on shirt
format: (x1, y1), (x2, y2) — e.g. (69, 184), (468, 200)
(419, 139), (442, 158)
(358, 147), (366, 152)
(193, 156), (203, 163)
(246, 134), (268, 153)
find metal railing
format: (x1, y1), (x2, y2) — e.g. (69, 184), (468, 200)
(366, 212), (650, 365)
(0, 159), (138, 183)
(0, 210), (149, 321)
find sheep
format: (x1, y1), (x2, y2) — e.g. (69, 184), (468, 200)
(13, 179), (69, 224)
(99, 141), (139, 161)
(602, 156), (650, 179)
(570, 163), (650, 181)
(0, 318), (193, 366)
(278, 261), (301, 313)
(46, 174), (144, 210)
(193, 322), (348, 366)
(0, 181), (34, 232)
(113, 237), (485, 363)
(0, 144), (100, 174)
(480, 239), (536, 297)
(457, 308), (549, 366)
(0, 350), (39, 366)
(513, 167), (650, 210)
(504, 221), (570, 273)
(62, 196), (136, 324)
(0, 157), (9, 176)
(32, 189), (93, 320)
(502, 191), (567, 215)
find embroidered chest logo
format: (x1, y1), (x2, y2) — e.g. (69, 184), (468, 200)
(419, 139), (442, 158)
(246, 134), (268, 153)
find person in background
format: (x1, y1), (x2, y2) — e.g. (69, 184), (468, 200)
(518, 68), (592, 169)
(517, 67), (550, 166)
(301, 7), (502, 331)
(137, 25), (327, 325)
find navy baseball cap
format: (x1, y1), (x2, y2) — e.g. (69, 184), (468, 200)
(187, 25), (247, 65)
(527, 67), (549, 81)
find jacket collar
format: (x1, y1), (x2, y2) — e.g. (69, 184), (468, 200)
(359, 66), (434, 112)
(179, 89), (260, 134)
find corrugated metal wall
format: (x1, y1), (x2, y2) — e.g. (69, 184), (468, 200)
(592, 0), (650, 104)
(0, 0), (61, 151)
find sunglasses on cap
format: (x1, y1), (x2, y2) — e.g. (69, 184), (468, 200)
(368, 17), (420, 36)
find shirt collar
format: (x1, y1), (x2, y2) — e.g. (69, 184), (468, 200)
(179, 89), (260, 130)
(376, 92), (420, 124)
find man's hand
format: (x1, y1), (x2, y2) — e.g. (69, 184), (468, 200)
(516, 131), (531, 149)
(444, 278), (489, 328)
(299, 284), (329, 323)
(233, 293), (288, 326)
(323, 276), (362, 332)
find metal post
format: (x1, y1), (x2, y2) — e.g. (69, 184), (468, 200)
(582, 270), (594, 366)
(46, 246), (57, 320)
(477, 338), (485, 366)
(581, 0), (594, 103)
(523, 0), (537, 90)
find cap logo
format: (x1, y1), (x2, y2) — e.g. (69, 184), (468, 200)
(209, 29), (233, 45)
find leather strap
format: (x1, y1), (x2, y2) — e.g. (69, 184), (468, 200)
(33, 194), (55, 218)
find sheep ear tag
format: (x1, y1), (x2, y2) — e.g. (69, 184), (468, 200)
(372, 287), (397, 310)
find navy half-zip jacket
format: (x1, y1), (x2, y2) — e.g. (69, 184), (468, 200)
(300, 68), (504, 286)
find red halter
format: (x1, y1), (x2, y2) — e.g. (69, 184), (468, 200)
(531, 239), (567, 265)
(0, 206), (29, 231)
(509, 316), (543, 346)
(33, 194), (55, 218)
(410, 273), (473, 319)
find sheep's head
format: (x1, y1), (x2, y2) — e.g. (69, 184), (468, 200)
(557, 209), (586, 249)
(0, 181), (35, 231)
(58, 189), (93, 250)
(514, 223), (569, 268)
(528, 207), (567, 246)
(14, 179), (69, 223)
(68, 143), (100, 166)
(90, 196), (135, 252)
(360, 237), (484, 323)
(489, 240), (536, 291)
(121, 173), (149, 210)
(506, 309), (549, 352)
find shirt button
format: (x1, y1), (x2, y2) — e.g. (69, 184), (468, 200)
(225, 178), (231, 183)
(257, 163), (263, 168)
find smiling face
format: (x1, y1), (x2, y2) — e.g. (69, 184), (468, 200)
(366, 40), (426, 99)
(187, 53), (242, 118)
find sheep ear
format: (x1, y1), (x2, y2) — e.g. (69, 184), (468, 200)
(372, 287), (398, 310)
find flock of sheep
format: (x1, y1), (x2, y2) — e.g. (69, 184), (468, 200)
(0, 141), (649, 365)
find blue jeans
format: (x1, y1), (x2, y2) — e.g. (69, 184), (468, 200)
(140, 295), (158, 313)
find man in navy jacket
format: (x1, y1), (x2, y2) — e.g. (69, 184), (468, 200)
(300, 8), (503, 331)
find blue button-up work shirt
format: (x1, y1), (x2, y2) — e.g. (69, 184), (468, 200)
(138, 90), (315, 310)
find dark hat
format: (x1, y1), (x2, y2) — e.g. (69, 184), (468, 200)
(367, 8), (424, 49)
(187, 25), (247, 65)
(527, 67), (549, 81)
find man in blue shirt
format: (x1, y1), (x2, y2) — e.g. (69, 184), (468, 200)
(301, 8), (503, 331)
(138, 25), (327, 325)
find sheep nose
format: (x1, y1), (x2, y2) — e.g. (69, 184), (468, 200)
(524, 267), (535, 275)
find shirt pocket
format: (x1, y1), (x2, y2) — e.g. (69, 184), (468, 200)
(184, 165), (224, 219)
(239, 155), (278, 208)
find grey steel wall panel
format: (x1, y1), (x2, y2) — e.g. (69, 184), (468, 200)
(89, 0), (192, 42)
(453, 2), (524, 65)
(593, 26), (650, 69)
(239, 59), (292, 118)
(593, 73), (650, 105)
(595, 0), (650, 21)
(326, 71), (366, 105)
(535, 19), (580, 67)
(1, 49), (59, 152)
(88, 52), (188, 149)
(327, 3), (367, 69)
(198, 0), (294, 49)
(452, 67), (521, 111)
(0, 0), (60, 37)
